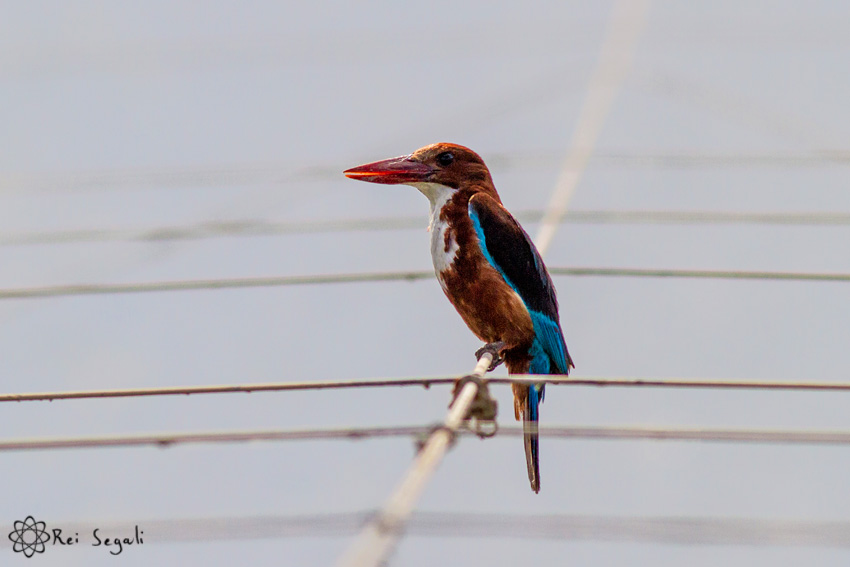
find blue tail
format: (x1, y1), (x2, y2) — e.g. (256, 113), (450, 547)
(523, 384), (543, 493)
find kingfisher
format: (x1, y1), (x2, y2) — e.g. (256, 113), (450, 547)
(344, 143), (573, 493)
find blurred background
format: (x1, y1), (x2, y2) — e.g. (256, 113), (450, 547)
(2, 1), (850, 565)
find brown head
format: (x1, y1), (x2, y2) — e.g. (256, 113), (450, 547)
(344, 143), (500, 204)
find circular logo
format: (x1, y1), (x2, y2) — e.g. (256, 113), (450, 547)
(9, 516), (50, 558)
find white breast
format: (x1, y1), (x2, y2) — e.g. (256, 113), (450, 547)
(430, 216), (459, 287)
(409, 182), (460, 291)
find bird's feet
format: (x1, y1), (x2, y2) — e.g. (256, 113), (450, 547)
(475, 341), (506, 372)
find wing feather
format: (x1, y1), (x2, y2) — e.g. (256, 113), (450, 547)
(468, 193), (573, 374)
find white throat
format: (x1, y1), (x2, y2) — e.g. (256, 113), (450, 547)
(409, 182), (460, 289)
(410, 182), (457, 227)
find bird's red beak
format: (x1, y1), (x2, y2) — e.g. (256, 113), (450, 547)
(344, 155), (433, 185)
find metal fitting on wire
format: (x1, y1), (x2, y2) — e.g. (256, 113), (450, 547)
(451, 375), (499, 438)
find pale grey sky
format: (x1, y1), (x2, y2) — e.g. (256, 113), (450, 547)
(1, 1), (850, 565)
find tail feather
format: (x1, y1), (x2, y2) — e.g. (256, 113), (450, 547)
(510, 352), (552, 494)
(523, 385), (542, 493)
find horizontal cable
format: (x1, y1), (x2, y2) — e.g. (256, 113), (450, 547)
(405, 512), (850, 546)
(3, 151), (848, 193)
(0, 271), (432, 300)
(3, 424), (850, 452)
(2, 266), (850, 301)
(4, 375), (850, 404)
(2, 511), (845, 548)
(5, 210), (850, 247)
(548, 266), (850, 282)
(3, 375), (850, 404)
(0, 426), (425, 451)
(0, 377), (453, 402)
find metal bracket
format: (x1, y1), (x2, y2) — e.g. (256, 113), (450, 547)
(414, 424), (457, 453)
(450, 375), (499, 438)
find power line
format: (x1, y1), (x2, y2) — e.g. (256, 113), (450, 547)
(0, 426), (425, 452)
(0, 271), (431, 300)
(3, 151), (848, 194)
(406, 513), (850, 547)
(594, 151), (850, 167)
(0, 377), (455, 403)
(580, 210), (850, 225)
(3, 375), (849, 404)
(5, 209), (850, 247)
(3, 375), (850, 404)
(3, 424), (850, 453)
(549, 266), (850, 282)
(1, 266), (849, 302)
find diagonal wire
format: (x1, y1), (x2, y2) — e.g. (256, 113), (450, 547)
(535, 0), (652, 256)
(337, 353), (494, 567)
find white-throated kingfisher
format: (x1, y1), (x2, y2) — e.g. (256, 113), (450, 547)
(344, 143), (573, 493)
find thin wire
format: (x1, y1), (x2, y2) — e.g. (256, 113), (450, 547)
(535, 0), (652, 256)
(3, 375), (850, 404)
(1, 266), (849, 301)
(3, 151), (848, 194)
(5, 512), (846, 548)
(594, 150), (850, 167)
(6, 209), (850, 247)
(0, 426), (426, 451)
(406, 513), (850, 547)
(548, 266), (850, 282)
(574, 210), (850, 225)
(3, 424), (850, 453)
(0, 377), (455, 403)
(0, 271), (432, 300)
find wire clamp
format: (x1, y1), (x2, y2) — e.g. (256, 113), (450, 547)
(414, 424), (457, 453)
(451, 375), (499, 438)
(370, 511), (405, 536)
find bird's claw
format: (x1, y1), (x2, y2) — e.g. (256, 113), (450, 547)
(475, 341), (506, 372)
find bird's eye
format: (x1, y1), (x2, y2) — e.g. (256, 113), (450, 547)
(436, 152), (455, 167)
